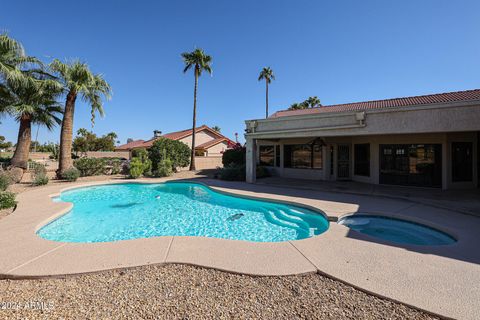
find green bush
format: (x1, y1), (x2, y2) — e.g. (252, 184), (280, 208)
(218, 164), (269, 181)
(256, 166), (271, 179)
(148, 138), (190, 173)
(106, 158), (123, 174)
(132, 148), (149, 161)
(0, 172), (12, 191)
(33, 174), (49, 186)
(0, 157), (11, 164)
(154, 158), (173, 177)
(222, 146), (246, 167)
(31, 164), (49, 186)
(62, 167), (80, 182)
(74, 158), (105, 176)
(0, 191), (16, 210)
(129, 157), (146, 179)
(219, 164), (246, 181)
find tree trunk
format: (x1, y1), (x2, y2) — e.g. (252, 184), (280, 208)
(10, 113), (32, 169)
(265, 81), (269, 118)
(57, 90), (77, 178)
(190, 67), (198, 171)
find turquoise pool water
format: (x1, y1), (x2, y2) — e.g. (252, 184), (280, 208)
(38, 182), (329, 243)
(338, 215), (456, 246)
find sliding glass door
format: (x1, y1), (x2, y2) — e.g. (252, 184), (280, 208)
(380, 144), (442, 187)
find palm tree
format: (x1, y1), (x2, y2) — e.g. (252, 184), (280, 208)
(3, 77), (62, 169)
(289, 102), (302, 110)
(258, 67), (275, 118)
(305, 96), (321, 108)
(211, 125), (221, 132)
(50, 59), (112, 177)
(0, 34), (43, 89)
(181, 48), (212, 171)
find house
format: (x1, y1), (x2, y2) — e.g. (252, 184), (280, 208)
(116, 125), (236, 160)
(244, 89), (480, 189)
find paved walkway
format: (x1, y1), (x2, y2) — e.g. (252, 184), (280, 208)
(257, 176), (480, 216)
(0, 177), (479, 319)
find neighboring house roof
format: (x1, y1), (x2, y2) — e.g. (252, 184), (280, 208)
(115, 125), (235, 151)
(270, 89), (480, 118)
(115, 139), (145, 150)
(196, 138), (230, 150)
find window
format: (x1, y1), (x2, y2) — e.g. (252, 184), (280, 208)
(284, 143), (323, 169)
(259, 145), (274, 166)
(354, 144), (370, 176)
(380, 144), (442, 187)
(275, 145), (280, 167)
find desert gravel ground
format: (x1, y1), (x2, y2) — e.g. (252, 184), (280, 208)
(0, 264), (438, 320)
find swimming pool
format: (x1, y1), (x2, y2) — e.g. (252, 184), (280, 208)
(338, 215), (456, 246)
(38, 182), (329, 243)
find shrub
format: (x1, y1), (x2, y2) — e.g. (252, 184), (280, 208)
(107, 158), (123, 174)
(218, 164), (269, 181)
(256, 166), (271, 179)
(148, 138), (190, 173)
(154, 158), (173, 177)
(0, 172), (12, 191)
(132, 148), (149, 161)
(33, 174), (49, 186)
(74, 158), (105, 176)
(0, 191), (16, 210)
(128, 158), (145, 179)
(62, 167), (80, 182)
(31, 164), (49, 186)
(121, 160), (130, 176)
(219, 164), (246, 181)
(222, 145), (246, 167)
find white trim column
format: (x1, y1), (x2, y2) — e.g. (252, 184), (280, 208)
(246, 137), (257, 183)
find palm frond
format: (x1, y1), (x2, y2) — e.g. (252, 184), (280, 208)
(181, 48), (213, 76)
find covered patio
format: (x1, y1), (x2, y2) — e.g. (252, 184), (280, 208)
(245, 89), (480, 190)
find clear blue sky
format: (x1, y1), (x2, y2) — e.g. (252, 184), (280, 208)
(1, 0), (479, 145)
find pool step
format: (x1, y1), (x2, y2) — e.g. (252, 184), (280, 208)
(265, 210), (315, 237)
(265, 210), (302, 231)
(276, 209), (311, 231)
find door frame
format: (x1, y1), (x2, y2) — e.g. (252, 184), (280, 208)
(336, 144), (351, 180)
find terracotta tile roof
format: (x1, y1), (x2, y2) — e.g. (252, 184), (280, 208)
(118, 125), (235, 151)
(137, 138), (156, 148)
(195, 138), (230, 150)
(115, 140), (145, 150)
(162, 125), (209, 140)
(270, 89), (480, 118)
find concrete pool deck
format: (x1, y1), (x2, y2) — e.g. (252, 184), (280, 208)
(0, 178), (479, 319)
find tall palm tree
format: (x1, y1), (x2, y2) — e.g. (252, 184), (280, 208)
(258, 67), (275, 118)
(50, 59), (112, 177)
(3, 77), (62, 169)
(211, 125), (221, 132)
(181, 48), (212, 171)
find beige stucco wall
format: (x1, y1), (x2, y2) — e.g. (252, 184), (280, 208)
(177, 156), (223, 171)
(179, 131), (217, 148)
(206, 141), (229, 156)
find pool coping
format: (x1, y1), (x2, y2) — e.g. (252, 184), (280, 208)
(0, 177), (479, 320)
